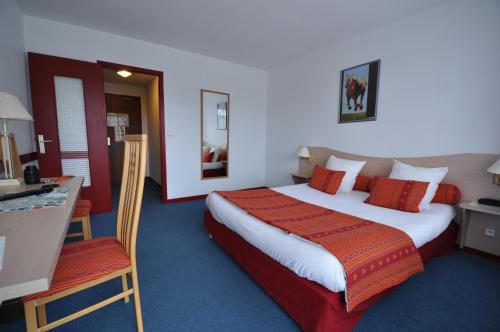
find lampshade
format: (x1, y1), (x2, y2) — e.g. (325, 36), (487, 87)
(487, 159), (500, 175)
(0, 92), (33, 121)
(297, 146), (310, 158)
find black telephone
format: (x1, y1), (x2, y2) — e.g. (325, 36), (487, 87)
(478, 198), (500, 208)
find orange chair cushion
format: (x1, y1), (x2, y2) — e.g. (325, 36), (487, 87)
(308, 165), (346, 195)
(431, 183), (461, 205)
(23, 237), (130, 302)
(364, 176), (429, 213)
(72, 206), (90, 218)
(76, 199), (92, 209)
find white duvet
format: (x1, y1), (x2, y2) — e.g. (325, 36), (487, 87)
(202, 161), (225, 170)
(206, 184), (455, 292)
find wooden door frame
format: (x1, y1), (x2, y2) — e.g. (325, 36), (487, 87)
(28, 52), (113, 213)
(98, 61), (168, 202)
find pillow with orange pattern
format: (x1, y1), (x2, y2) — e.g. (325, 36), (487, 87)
(203, 152), (214, 163)
(353, 175), (372, 192)
(364, 176), (430, 212)
(431, 183), (461, 205)
(308, 165), (346, 195)
(359, 177), (460, 205)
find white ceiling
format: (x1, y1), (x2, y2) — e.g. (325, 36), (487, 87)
(17, 0), (452, 69)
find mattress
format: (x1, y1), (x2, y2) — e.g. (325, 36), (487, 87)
(206, 184), (455, 292)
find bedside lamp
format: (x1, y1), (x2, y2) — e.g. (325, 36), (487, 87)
(297, 146), (313, 162)
(477, 159), (500, 208)
(0, 92), (33, 185)
(487, 159), (500, 185)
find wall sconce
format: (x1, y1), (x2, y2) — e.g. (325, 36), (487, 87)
(297, 146), (313, 162)
(487, 158), (500, 185)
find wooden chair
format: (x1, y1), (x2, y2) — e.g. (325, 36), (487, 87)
(23, 135), (148, 332)
(66, 199), (92, 240)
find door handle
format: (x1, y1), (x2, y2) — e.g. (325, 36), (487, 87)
(37, 134), (53, 154)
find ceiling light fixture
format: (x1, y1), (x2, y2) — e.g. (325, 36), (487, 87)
(117, 70), (132, 78)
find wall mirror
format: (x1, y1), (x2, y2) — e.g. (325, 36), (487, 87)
(201, 89), (229, 179)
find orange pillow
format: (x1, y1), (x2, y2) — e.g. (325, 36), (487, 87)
(431, 183), (461, 205)
(203, 152), (214, 162)
(308, 166), (346, 195)
(218, 150), (227, 161)
(364, 176), (429, 212)
(353, 175), (372, 192)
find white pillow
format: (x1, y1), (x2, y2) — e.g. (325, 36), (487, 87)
(389, 160), (448, 210)
(209, 147), (223, 162)
(325, 155), (366, 192)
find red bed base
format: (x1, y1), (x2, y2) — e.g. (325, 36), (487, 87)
(204, 210), (458, 332)
(203, 168), (227, 178)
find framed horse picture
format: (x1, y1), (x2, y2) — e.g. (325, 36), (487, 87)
(338, 60), (380, 123)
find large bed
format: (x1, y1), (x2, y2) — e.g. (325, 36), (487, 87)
(205, 185), (458, 331)
(207, 184), (455, 293)
(202, 161), (227, 178)
(203, 148), (499, 331)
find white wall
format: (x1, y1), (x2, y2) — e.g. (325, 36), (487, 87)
(203, 92), (228, 147)
(0, 0), (34, 155)
(103, 82), (151, 176)
(265, 0), (500, 187)
(24, 16), (268, 199)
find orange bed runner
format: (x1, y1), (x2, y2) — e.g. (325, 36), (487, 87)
(216, 188), (424, 312)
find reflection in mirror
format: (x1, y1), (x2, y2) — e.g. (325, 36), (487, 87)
(201, 89), (229, 179)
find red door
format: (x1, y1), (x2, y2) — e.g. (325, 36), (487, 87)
(28, 52), (112, 213)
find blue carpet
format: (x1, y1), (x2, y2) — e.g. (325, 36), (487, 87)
(4, 181), (500, 331)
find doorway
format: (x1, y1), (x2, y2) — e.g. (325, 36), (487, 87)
(105, 94), (142, 183)
(100, 63), (167, 202)
(27, 53), (167, 211)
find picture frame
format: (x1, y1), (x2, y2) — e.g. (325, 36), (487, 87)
(217, 101), (228, 130)
(338, 60), (380, 123)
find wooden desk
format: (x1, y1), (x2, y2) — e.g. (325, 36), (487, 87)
(0, 176), (83, 302)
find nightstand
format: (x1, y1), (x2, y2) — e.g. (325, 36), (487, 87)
(458, 201), (500, 249)
(290, 172), (312, 184)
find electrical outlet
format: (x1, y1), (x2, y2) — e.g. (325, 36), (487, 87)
(484, 227), (496, 238)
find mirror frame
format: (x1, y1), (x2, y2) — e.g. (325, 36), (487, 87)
(200, 89), (230, 180)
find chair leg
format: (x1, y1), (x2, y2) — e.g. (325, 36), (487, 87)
(122, 274), (130, 303)
(82, 215), (92, 240)
(86, 215), (92, 239)
(37, 304), (47, 326)
(131, 267), (144, 332)
(24, 300), (38, 332)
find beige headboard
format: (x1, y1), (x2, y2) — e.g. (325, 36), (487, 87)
(299, 147), (500, 202)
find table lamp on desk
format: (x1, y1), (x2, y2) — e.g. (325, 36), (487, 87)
(0, 92), (33, 186)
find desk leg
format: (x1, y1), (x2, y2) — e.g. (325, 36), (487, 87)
(460, 209), (470, 249)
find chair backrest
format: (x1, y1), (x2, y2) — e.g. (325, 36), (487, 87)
(116, 134), (148, 265)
